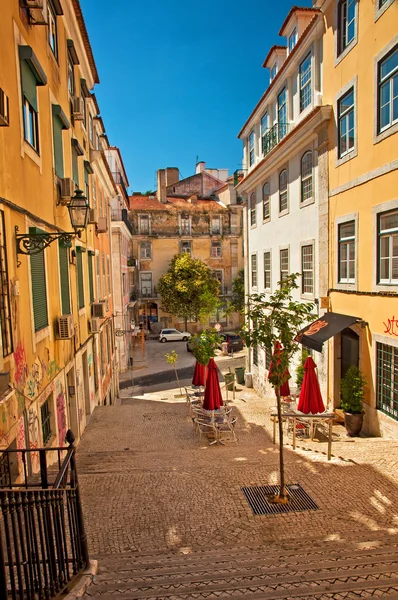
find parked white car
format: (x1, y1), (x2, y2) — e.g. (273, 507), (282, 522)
(159, 329), (191, 343)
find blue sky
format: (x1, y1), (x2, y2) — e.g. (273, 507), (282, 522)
(80, 0), (312, 192)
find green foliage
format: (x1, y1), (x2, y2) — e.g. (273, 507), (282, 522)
(165, 350), (178, 365)
(241, 274), (315, 390)
(190, 328), (222, 366)
(340, 366), (365, 414)
(230, 269), (245, 313)
(157, 254), (221, 328)
(295, 349), (310, 388)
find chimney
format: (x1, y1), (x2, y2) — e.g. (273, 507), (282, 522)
(196, 161), (206, 174)
(165, 167), (179, 188)
(187, 194), (198, 204)
(156, 169), (167, 204)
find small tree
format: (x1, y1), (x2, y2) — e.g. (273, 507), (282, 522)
(230, 269), (245, 313)
(190, 328), (222, 366)
(340, 366), (365, 414)
(165, 350), (182, 396)
(158, 254), (220, 331)
(241, 274), (315, 502)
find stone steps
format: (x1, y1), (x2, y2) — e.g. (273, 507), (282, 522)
(85, 534), (398, 599)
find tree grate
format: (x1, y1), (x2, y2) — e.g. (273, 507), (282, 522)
(241, 483), (319, 515)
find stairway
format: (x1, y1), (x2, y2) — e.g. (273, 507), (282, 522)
(85, 531), (398, 599)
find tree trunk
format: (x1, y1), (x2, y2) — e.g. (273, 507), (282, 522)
(174, 366), (182, 396)
(275, 386), (286, 499)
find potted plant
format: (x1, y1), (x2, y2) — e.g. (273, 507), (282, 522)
(340, 365), (366, 436)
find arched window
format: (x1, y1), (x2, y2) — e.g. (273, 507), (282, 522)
(301, 151), (313, 202)
(250, 192), (256, 226)
(279, 169), (288, 213)
(262, 182), (270, 220)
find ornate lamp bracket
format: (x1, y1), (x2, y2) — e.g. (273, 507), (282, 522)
(15, 226), (77, 262)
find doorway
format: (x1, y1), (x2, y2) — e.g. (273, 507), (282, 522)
(341, 327), (359, 380)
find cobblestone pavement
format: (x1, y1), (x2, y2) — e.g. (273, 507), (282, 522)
(77, 384), (398, 598)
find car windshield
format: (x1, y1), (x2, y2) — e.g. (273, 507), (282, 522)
(228, 335), (241, 341)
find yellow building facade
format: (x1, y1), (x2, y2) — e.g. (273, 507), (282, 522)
(319, 0), (398, 435)
(0, 0), (117, 475)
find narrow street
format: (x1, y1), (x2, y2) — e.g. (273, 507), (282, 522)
(75, 358), (398, 598)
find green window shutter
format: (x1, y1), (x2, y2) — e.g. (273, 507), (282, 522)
(20, 59), (38, 110)
(76, 250), (84, 309)
(59, 242), (71, 314)
(88, 252), (94, 303)
(84, 167), (89, 185)
(72, 146), (79, 185)
(52, 114), (64, 178)
(30, 237), (48, 331)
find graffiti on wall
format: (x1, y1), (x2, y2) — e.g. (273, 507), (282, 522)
(13, 341), (60, 400)
(28, 406), (40, 471)
(16, 417), (26, 468)
(56, 388), (67, 445)
(383, 317), (398, 337)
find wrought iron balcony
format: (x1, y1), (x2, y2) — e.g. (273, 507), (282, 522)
(262, 122), (290, 156)
(111, 171), (129, 200)
(111, 208), (133, 235)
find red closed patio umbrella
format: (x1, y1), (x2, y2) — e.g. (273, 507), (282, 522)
(297, 356), (325, 414)
(268, 341), (291, 397)
(202, 358), (223, 411)
(192, 361), (205, 386)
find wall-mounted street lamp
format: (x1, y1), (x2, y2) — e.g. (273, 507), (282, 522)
(15, 189), (90, 256)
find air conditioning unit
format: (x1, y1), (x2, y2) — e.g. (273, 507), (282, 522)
(91, 302), (106, 318)
(90, 317), (100, 333)
(22, 0), (44, 7)
(0, 89), (9, 127)
(96, 217), (107, 233)
(60, 178), (75, 200)
(72, 97), (84, 120)
(58, 315), (74, 339)
(88, 208), (98, 224)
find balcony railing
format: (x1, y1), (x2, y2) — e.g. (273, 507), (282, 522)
(0, 430), (89, 600)
(111, 208), (133, 235)
(111, 171), (129, 200)
(132, 226), (242, 237)
(262, 122), (290, 156)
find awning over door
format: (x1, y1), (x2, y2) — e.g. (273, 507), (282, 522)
(295, 312), (359, 353)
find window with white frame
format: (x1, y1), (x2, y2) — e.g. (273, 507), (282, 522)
(338, 88), (355, 158)
(261, 112), (269, 154)
(180, 240), (191, 255)
(67, 52), (74, 96)
(299, 53), (312, 112)
(250, 192), (256, 226)
(48, 1), (58, 57)
(249, 130), (255, 166)
(20, 52), (43, 153)
(262, 182), (270, 220)
(279, 169), (288, 213)
(376, 342), (398, 421)
(180, 214), (191, 235)
(378, 46), (398, 133)
(251, 254), (257, 288)
(96, 254), (101, 300)
(338, 0), (356, 55)
(301, 151), (313, 202)
(270, 63), (277, 81)
(211, 241), (222, 258)
(280, 248), (289, 283)
(277, 88), (288, 139)
(140, 272), (152, 297)
(140, 241), (152, 259)
(289, 28), (297, 52)
(138, 214), (150, 234)
(264, 251), (271, 290)
(23, 98), (39, 151)
(338, 221), (356, 283)
(378, 210), (398, 284)
(301, 244), (314, 295)
(211, 216), (221, 234)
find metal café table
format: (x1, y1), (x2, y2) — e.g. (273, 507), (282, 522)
(270, 409), (336, 460)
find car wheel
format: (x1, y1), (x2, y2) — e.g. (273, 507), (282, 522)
(186, 345), (191, 352)
(182, 336), (188, 342)
(161, 337), (167, 343)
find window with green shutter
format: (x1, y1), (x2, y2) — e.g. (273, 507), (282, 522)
(72, 146), (79, 186)
(30, 229), (48, 331)
(88, 251), (94, 303)
(59, 241), (71, 314)
(76, 248), (85, 309)
(52, 105), (69, 179)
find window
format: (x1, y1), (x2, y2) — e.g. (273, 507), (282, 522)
(211, 241), (222, 258)
(265, 347), (272, 370)
(76, 248), (85, 309)
(59, 241), (71, 314)
(102, 254), (106, 296)
(88, 251), (94, 303)
(41, 399), (52, 445)
(107, 256), (111, 296)
(270, 63), (277, 80)
(139, 215), (150, 234)
(279, 169), (288, 213)
(180, 240), (191, 255)
(89, 114), (94, 144)
(140, 273), (152, 297)
(140, 242), (152, 259)
(378, 210), (398, 284)
(262, 182), (270, 220)
(249, 130), (255, 167)
(338, 221), (356, 283)
(379, 0), (389, 6)
(338, 88), (355, 157)
(211, 216), (221, 234)
(289, 28), (297, 52)
(277, 88), (288, 139)
(213, 270), (223, 292)
(253, 346), (258, 366)
(376, 342), (398, 421)
(338, 0), (356, 55)
(84, 166), (90, 204)
(301, 245), (314, 295)
(72, 144), (79, 185)
(19, 47), (46, 153)
(96, 254), (101, 300)
(250, 192), (256, 226)
(264, 251), (271, 290)
(261, 112), (269, 154)
(92, 179), (97, 209)
(378, 46), (398, 133)
(180, 214), (191, 235)
(299, 53), (312, 111)
(81, 93), (87, 128)
(23, 98), (39, 151)
(48, 1), (58, 57)
(301, 151), (313, 202)
(280, 248), (289, 283)
(0, 212), (12, 356)
(30, 231), (48, 332)
(52, 106), (69, 178)
(251, 254), (257, 288)
(67, 52), (74, 96)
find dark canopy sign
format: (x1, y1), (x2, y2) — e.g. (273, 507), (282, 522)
(295, 312), (359, 353)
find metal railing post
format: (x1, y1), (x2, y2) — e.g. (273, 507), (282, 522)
(0, 524), (7, 600)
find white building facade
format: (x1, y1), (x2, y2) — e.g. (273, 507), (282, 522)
(236, 6), (332, 399)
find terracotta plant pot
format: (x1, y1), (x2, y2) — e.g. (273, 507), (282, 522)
(344, 412), (364, 437)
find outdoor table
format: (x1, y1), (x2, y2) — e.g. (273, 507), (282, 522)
(270, 409), (336, 460)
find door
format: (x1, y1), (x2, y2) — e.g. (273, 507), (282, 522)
(341, 328), (359, 380)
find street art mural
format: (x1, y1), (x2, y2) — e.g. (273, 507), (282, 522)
(27, 406), (40, 471)
(56, 388), (67, 445)
(13, 341), (60, 400)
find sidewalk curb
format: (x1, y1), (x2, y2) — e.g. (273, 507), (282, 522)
(63, 559), (98, 599)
